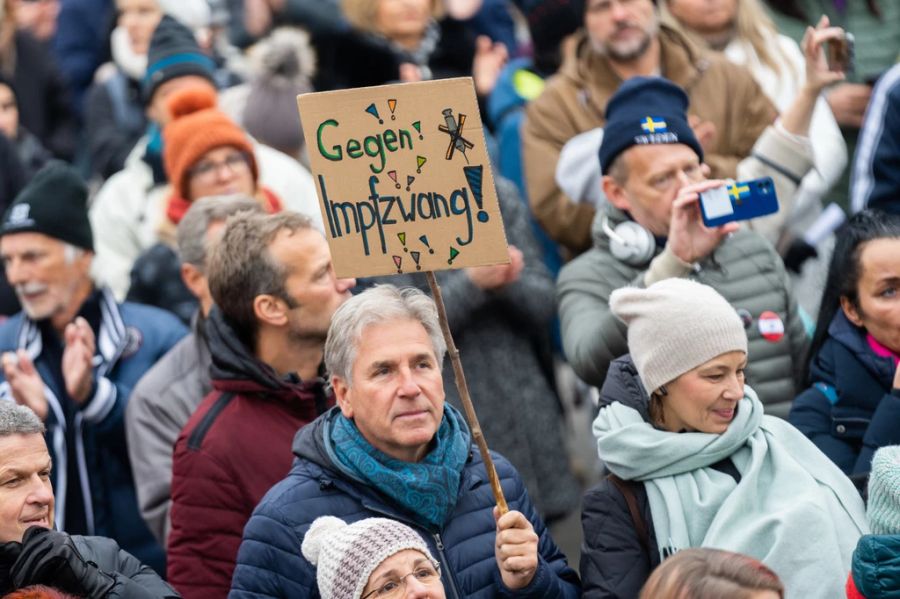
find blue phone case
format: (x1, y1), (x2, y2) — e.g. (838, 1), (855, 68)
(700, 177), (779, 228)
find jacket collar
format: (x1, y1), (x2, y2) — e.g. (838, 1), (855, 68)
(15, 287), (129, 375)
(826, 310), (896, 384)
(564, 25), (708, 120)
(294, 408), (481, 507)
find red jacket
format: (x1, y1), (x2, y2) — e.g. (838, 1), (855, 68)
(166, 309), (332, 598)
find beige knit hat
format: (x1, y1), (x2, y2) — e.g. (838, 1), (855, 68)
(610, 278), (748, 394)
(301, 516), (438, 599)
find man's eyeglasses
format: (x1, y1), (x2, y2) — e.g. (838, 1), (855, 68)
(361, 562), (442, 599)
(188, 151), (250, 181)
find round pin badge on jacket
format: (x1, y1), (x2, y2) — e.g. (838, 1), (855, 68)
(758, 310), (784, 343)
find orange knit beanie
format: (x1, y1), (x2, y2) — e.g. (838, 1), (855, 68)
(162, 86), (258, 200)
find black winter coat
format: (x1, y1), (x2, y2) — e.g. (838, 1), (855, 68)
(789, 311), (900, 478)
(580, 357), (740, 599)
(9, 31), (78, 160)
(313, 18), (476, 91)
(0, 530), (179, 597)
(85, 71), (146, 179)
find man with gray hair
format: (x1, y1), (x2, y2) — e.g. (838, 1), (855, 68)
(231, 285), (581, 598)
(0, 163), (186, 576)
(125, 195), (262, 545)
(0, 399), (178, 595)
(167, 210), (356, 597)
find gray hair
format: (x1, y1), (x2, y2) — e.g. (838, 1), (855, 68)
(176, 195), (263, 271)
(0, 401), (45, 436)
(324, 285), (447, 383)
(62, 243), (85, 265)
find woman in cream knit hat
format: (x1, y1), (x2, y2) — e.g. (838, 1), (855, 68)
(580, 278), (868, 599)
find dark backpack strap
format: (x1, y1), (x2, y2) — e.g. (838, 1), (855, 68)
(607, 473), (651, 554)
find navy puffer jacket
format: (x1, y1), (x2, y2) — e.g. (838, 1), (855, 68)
(789, 311), (900, 477)
(229, 408), (580, 598)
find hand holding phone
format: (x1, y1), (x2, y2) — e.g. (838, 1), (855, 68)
(699, 177), (779, 228)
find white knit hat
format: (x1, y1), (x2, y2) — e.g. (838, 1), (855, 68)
(301, 516), (437, 599)
(610, 278), (748, 393)
(867, 445), (900, 535)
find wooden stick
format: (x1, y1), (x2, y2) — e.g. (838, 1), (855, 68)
(426, 271), (508, 514)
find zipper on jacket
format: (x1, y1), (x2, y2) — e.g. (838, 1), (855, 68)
(433, 532), (463, 599)
(355, 498), (466, 599)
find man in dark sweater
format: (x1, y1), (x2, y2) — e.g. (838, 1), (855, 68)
(166, 211), (356, 598)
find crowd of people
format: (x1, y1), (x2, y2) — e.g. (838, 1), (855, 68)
(0, 0), (899, 597)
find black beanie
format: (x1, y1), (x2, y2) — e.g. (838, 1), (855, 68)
(521, 0), (583, 75)
(598, 77), (703, 173)
(143, 15), (217, 102)
(0, 161), (94, 251)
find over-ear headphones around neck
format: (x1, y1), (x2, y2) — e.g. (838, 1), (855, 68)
(601, 215), (656, 267)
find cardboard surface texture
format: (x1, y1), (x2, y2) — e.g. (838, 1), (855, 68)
(297, 78), (510, 278)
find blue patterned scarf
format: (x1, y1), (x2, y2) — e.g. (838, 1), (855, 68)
(326, 404), (471, 530)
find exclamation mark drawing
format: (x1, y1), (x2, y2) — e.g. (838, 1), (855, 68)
(387, 170), (401, 189)
(398, 232), (408, 252)
(393, 255), (402, 273)
(411, 251), (421, 271)
(412, 121), (423, 140)
(448, 247), (460, 265)
(418, 235), (435, 254)
(388, 99), (397, 120)
(406, 175), (415, 191)
(416, 156), (427, 174)
(365, 103), (383, 124)
(463, 165), (489, 223)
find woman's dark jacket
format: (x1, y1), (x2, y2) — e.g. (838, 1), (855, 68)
(581, 356), (740, 599)
(789, 311), (900, 477)
(85, 70), (147, 179)
(10, 31), (78, 160)
(313, 18), (476, 91)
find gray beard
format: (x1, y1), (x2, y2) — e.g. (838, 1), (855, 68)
(590, 20), (659, 63)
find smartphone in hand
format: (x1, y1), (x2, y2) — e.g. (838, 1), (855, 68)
(826, 32), (855, 73)
(699, 177), (779, 228)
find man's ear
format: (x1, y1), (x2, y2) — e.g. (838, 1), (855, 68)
(253, 294), (288, 328)
(840, 295), (864, 328)
(332, 375), (353, 419)
(603, 175), (630, 212)
(180, 263), (207, 298)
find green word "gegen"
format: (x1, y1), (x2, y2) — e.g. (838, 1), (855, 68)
(316, 119), (414, 174)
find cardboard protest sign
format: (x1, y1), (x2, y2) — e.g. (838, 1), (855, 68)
(297, 78), (509, 278)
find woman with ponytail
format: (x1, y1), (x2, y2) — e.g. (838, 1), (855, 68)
(789, 210), (900, 482)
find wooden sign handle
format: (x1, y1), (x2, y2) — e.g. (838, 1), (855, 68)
(425, 271), (509, 514)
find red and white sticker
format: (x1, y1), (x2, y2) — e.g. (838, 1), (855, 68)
(758, 311), (784, 343)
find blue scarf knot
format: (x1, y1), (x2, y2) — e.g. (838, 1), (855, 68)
(327, 404), (471, 531)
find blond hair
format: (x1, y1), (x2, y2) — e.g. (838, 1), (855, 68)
(340, 0), (445, 35)
(660, 0), (795, 79)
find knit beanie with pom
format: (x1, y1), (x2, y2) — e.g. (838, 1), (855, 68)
(242, 27), (316, 156)
(610, 278), (748, 394)
(867, 445), (900, 535)
(301, 516), (437, 599)
(162, 85), (258, 201)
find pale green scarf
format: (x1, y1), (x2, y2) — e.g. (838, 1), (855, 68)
(593, 387), (869, 597)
